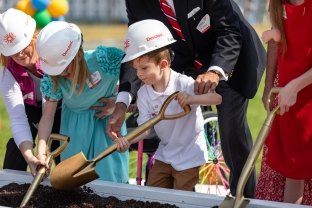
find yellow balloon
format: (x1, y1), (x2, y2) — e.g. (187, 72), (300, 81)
(47, 0), (69, 18)
(15, 0), (36, 17)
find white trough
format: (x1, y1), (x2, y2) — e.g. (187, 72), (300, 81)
(0, 169), (309, 208)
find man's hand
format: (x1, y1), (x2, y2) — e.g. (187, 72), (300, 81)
(195, 71), (220, 94)
(90, 97), (116, 119)
(107, 102), (127, 140)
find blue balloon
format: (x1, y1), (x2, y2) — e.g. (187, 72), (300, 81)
(52, 16), (66, 21)
(32, 0), (50, 11)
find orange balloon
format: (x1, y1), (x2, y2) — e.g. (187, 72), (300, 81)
(15, 0), (36, 17)
(47, 0), (69, 18)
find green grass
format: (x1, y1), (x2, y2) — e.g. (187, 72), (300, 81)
(0, 23), (268, 180)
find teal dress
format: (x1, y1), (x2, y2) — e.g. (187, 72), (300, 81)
(40, 46), (129, 183)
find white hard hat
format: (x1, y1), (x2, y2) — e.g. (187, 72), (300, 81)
(36, 21), (82, 76)
(121, 19), (176, 63)
(0, 8), (36, 56)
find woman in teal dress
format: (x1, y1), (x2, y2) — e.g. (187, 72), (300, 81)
(36, 21), (129, 183)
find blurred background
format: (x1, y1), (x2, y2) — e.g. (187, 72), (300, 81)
(0, 0), (270, 49)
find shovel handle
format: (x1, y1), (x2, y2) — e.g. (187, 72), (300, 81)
(47, 133), (70, 159)
(158, 91), (191, 120)
(92, 91), (191, 162)
(233, 88), (280, 208)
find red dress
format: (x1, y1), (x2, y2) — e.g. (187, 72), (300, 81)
(255, 0), (312, 203)
(266, 0), (312, 179)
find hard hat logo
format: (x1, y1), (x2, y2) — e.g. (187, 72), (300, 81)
(146, 33), (163, 42)
(124, 39), (130, 50)
(3, 33), (15, 44)
(62, 41), (73, 57)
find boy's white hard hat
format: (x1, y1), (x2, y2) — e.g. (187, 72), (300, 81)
(121, 19), (176, 63)
(36, 21), (82, 76)
(0, 8), (36, 56)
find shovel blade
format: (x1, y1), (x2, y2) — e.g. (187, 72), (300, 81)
(218, 195), (249, 208)
(51, 152), (99, 190)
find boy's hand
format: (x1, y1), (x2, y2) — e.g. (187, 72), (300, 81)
(176, 92), (191, 107)
(116, 137), (130, 152)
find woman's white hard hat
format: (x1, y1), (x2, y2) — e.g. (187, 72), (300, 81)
(36, 21), (82, 76)
(0, 8), (36, 56)
(121, 19), (176, 63)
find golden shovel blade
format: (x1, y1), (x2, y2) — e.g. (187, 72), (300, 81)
(50, 152), (99, 190)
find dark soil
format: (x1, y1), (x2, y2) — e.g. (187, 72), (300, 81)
(0, 183), (179, 208)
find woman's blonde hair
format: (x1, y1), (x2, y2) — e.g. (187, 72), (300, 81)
(51, 46), (90, 96)
(269, 0), (287, 53)
(0, 29), (40, 67)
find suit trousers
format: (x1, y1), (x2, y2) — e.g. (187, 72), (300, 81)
(3, 103), (61, 171)
(216, 81), (256, 198)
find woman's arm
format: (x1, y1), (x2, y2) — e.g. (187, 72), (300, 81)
(0, 69), (43, 176)
(262, 40), (278, 110)
(0, 69), (33, 147)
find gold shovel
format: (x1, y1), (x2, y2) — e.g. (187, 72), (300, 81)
(20, 133), (69, 207)
(50, 91), (191, 190)
(219, 87), (280, 208)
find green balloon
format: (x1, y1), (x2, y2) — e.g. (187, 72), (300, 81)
(34, 10), (52, 29)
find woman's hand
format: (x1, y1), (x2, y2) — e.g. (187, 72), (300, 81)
(278, 81), (299, 115)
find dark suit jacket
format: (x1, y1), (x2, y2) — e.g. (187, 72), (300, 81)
(121, 0), (266, 99)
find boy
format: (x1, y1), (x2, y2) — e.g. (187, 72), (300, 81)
(115, 19), (222, 191)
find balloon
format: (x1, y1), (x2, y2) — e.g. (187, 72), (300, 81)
(16, 0), (36, 16)
(31, 0), (50, 11)
(47, 0), (69, 18)
(52, 16), (66, 21)
(34, 10), (52, 29)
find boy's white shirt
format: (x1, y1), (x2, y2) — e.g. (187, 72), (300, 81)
(136, 70), (208, 171)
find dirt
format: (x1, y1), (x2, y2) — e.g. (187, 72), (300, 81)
(0, 183), (179, 208)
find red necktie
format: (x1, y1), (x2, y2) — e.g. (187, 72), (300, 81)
(159, 0), (202, 69)
(159, 0), (186, 41)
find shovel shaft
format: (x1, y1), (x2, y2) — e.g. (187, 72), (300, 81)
(233, 109), (277, 208)
(233, 88), (280, 208)
(20, 164), (47, 207)
(92, 114), (162, 162)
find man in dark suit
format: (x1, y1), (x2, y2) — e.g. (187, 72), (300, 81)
(108, 0), (266, 198)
